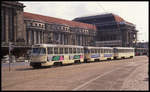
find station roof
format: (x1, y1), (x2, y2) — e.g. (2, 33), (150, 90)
(112, 14), (124, 22)
(73, 13), (135, 27)
(23, 12), (97, 30)
(73, 13), (125, 22)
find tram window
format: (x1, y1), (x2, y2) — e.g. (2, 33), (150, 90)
(98, 49), (100, 53)
(105, 49), (107, 53)
(48, 48), (50, 54)
(41, 48), (46, 54)
(81, 48), (83, 53)
(89, 49), (91, 53)
(32, 48), (46, 54)
(54, 48), (58, 54)
(97, 49), (99, 53)
(82, 48), (84, 53)
(73, 48), (76, 53)
(96, 49), (98, 53)
(102, 49), (104, 53)
(91, 49), (93, 53)
(118, 49), (120, 53)
(80, 48), (82, 53)
(95, 49), (97, 53)
(84, 48), (88, 53)
(108, 49), (110, 53)
(60, 48), (63, 54)
(119, 49), (121, 53)
(77, 48), (80, 53)
(65, 48), (68, 54)
(100, 49), (102, 53)
(107, 49), (109, 53)
(91, 49), (94, 53)
(109, 49), (111, 53)
(48, 47), (53, 54)
(104, 49), (106, 53)
(69, 48), (72, 54)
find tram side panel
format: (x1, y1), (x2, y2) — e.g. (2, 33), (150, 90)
(84, 47), (114, 62)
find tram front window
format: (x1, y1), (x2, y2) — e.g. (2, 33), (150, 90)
(114, 48), (118, 53)
(32, 48), (46, 54)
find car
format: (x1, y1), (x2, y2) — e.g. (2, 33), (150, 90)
(2, 55), (9, 63)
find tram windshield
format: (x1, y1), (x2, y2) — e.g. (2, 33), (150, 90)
(32, 48), (46, 54)
(113, 48), (118, 53)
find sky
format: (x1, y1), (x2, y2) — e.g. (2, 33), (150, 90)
(20, 1), (149, 42)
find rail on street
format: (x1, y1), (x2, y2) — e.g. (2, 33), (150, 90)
(1, 56), (149, 91)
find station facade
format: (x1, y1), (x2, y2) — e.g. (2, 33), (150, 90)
(73, 13), (138, 47)
(24, 12), (96, 46)
(1, 1), (139, 57)
(1, 1), (96, 57)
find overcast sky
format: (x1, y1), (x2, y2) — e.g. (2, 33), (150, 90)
(20, 1), (149, 42)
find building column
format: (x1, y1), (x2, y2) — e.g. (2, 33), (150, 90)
(62, 33), (64, 45)
(5, 8), (9, 43)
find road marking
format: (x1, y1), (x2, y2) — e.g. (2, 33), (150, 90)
(72, 67), (122, 90)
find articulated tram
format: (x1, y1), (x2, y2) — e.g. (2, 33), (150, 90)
(30, 44), (84, 68)
(84, 46), (114, 62)
(30, 44), (135, 68)
(113, 47), (135, 59)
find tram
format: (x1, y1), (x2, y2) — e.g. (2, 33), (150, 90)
(30, 44), (84, 68)
(84, 46), (114, 62)
(113, 47), (135, 59)
(29, 44), (135, 68)
(135, 48), (148, 56)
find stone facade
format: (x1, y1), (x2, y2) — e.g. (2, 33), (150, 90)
(24, 12), (97, 46)
(1, 2), (139, 57)
(1, 1), (25, 47)
(73, 13), (138, 47)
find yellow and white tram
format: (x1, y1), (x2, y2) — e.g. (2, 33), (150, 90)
(29, 44), (135, 68)
(30, 44), (84, 68)
(84, 46), (114, 62)
(113, 47), (135, 59)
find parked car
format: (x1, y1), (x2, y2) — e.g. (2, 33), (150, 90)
(2, 55), (9, 63)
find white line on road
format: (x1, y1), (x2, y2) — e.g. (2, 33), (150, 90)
(72, 67), (123, 90)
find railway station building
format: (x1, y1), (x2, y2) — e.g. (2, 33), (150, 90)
(24, 12), (96, 46)
(73, 13), (138, 47)
(1, 1), (96, 57)
(1, 1), (138, 58)
(1, 1), (27, 57)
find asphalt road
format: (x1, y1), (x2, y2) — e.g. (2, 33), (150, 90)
(1, 56), (149, 91)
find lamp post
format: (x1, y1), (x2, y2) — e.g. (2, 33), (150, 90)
(9, 42), (14, 71)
